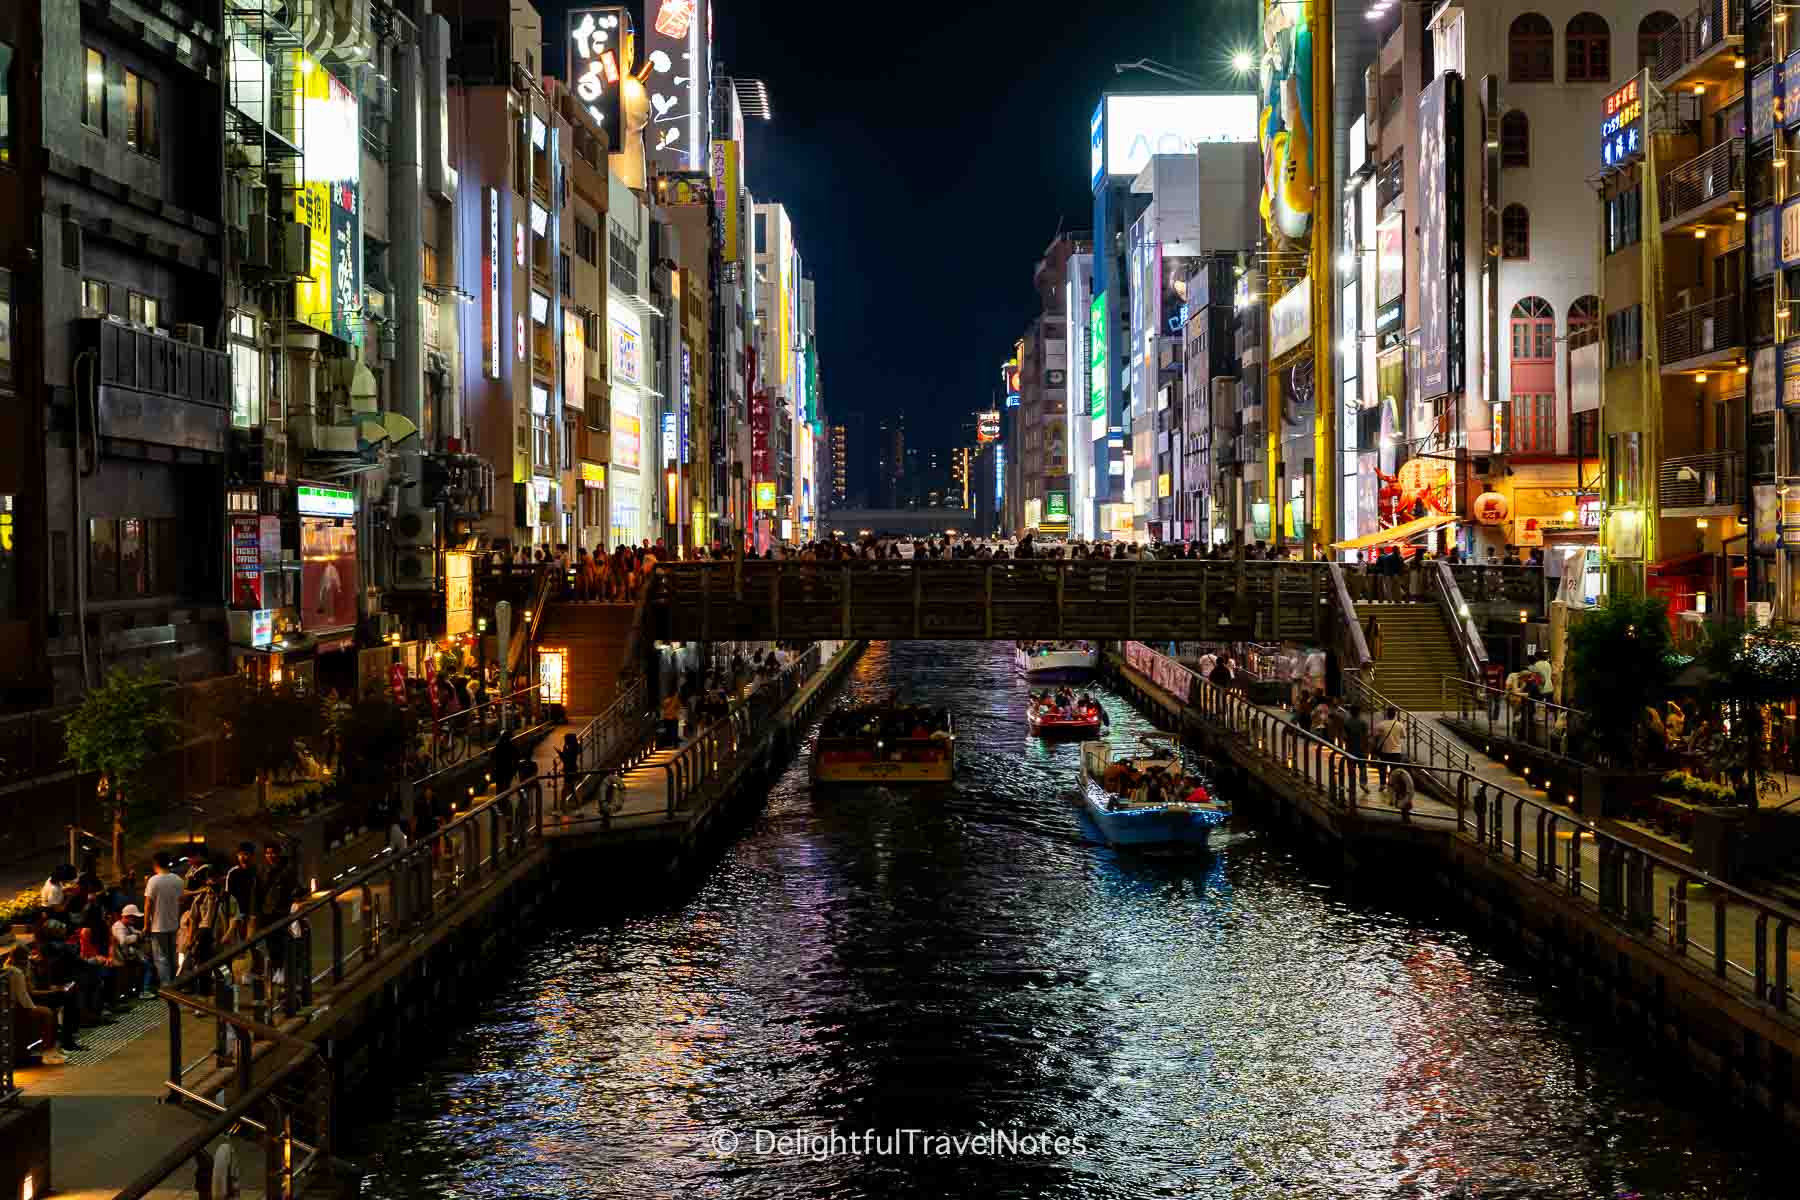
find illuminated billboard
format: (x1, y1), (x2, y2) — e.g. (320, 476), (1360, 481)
(1089, 294), (1107, 421)
(1089, 102), (1105, 189)
(1004, 359), (1021, 407)
(977, 410), (1001, 443)
(569, 8), (632, 153)
(644, 0), (710, 173)
(711, 140), (741, 259)
(1101, 94), (1256, 182)
(291, 50), (361, 343)
(754, 481), (777, 511)
(610, 305), (642, 386)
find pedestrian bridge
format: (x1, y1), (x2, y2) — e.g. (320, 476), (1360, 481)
(648, 559), (1369, 651)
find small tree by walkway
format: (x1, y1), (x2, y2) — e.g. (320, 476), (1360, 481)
(1698, 622), (1800, 807)
(62, 665), (180, 874)
(212, 677), (325, 811)
(1566, 594), (1675, 768)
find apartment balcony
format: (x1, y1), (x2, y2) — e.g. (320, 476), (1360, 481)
(1659, 450), (1744, 515)
(1660, 296), (1742, 372)
(1651, 0), (1743, 91)
(1659, 140), (1743, 236)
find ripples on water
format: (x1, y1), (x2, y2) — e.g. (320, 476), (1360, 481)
(357, 641), (1778, 1199)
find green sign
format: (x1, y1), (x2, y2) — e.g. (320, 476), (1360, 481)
(1089, 293), (1107, 421)
(297, 484), (355, 517)
(1045, 490), (1070, 525)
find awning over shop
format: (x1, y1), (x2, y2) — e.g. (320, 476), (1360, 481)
(1330, 512), (1457, 552)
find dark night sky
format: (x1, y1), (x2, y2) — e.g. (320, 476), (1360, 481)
(546, 1), (1258, 458)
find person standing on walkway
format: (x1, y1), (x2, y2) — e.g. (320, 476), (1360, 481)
(253, 843), (298, 934)
(492, 726), (519, 792)
(143, 853), (184, 988)
(558, 732), (583, 807)
(1343, 703), (1371, 789)
(661, 691), (684, 747)
(225, 842), (258, 921)
(1374, 706), (1406, 784)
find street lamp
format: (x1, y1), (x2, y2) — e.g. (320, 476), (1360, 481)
(1113, 59), (1211, 90)
(1230, 49), (1255, 76)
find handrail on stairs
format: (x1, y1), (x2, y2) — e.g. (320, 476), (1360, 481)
(1429, 559), (1488, 681)
(1324, 562), (1374, 671)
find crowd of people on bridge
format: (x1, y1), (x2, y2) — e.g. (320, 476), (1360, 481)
(6, 843), (303, 1067)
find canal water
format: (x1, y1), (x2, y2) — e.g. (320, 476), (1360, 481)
(356, 641), (1781, 1199)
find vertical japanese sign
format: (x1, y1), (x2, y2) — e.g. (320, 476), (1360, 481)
(568, 8), (632, 154)
(644, 0), (710, 173)
(711, 140), (741, 260)
(680, 343), (692, 463)
(750, 391), (771, 480)
(292, 50), (360, 343)
(485, 188), (500, 378)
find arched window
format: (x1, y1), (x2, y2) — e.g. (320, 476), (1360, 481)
(1501, 110), (1530, 167)
(1511, 297), (1556, 452)
(1567, 295), (1600, 348)
(1567, 13), (1611, 82)
(1509, 13), (1555, 82)
(1502, 204), (1531, 259)
(1638, 12), (1680, 74)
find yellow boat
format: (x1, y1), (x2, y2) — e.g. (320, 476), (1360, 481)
(812, 705), (957, 784)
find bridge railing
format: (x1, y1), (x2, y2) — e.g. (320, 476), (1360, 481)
(1139, 648), (1800, 1012)
(652, 559), (1336, 643)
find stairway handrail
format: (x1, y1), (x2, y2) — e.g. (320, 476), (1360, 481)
(1429, 559), (1488, 680)
(1325, 562), (1374, 671)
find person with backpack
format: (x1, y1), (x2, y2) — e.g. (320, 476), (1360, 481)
(176, 872), (237, 993)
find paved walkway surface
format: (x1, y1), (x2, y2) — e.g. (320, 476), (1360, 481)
(8, 726), (579, 1198)
(1420, 711), (1800, 1006)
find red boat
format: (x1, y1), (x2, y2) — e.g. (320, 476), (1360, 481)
(1028, 693), (1106, 737)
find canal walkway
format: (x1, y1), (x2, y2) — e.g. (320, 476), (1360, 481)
(5, 644), (860, 1198)
(1113, 645), (1800, 1017)
(4, 730), (579, 1200)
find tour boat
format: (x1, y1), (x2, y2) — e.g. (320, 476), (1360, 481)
(1027, 691), (1106, 737)
(812, 704), (957, 784)
(1078, 738), (1229, 850)
(1015, 640), (1099, 682)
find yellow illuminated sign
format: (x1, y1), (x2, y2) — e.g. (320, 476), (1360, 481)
(580, 461), (607, 489)
(754, 481), (777, 511)
(537, 647), (567, 706)
(290, 50), (360, 342)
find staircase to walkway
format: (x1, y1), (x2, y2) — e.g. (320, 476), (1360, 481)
(1355, 602), (1464, 712)
(534, 600), (643, 718)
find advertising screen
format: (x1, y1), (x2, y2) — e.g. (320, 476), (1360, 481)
(1089, 102), (1105, 189)
(613, 412), (641, 471)
(568, 8), (633, 155)
(300, 517), (357, 631)
(231, 515), (262, 608)
(1046, 490), (1070, 520)
(611, 309), (642, 385)
(644, 0), (710, 173)
(754, 481), (777, 511)
(1103, 94), (1256, 181)
(292, 51), (360, 343)
(977, 410), (1001, 443)
(1418, 72), (1463, 402)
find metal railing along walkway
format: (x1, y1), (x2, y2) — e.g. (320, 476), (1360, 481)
(1128, 643), (1800, 1014)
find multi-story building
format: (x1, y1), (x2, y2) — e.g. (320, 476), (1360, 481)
(876, 415), (904, 509)
(1598, 1), (1755, 624)
(0, 0), (237, 703)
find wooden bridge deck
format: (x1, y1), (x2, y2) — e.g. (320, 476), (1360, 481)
(651, 559), (1351, 644)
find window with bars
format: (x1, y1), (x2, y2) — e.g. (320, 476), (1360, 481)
(1510, 394), (1555, 452)
(608, 221), (638, 296)
(1566, 13), (1611, 82)
(1606, 187), (1641, 253)
(1509, 13), (1554, 82)
(1501, 110), (1530, 167)
(1606, 304), (1644, 367)
(1502, 204), (1531, 259)
(574, 219), (599, 265)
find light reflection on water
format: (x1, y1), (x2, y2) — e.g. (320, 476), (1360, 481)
(356, 641), (1778, 1199)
